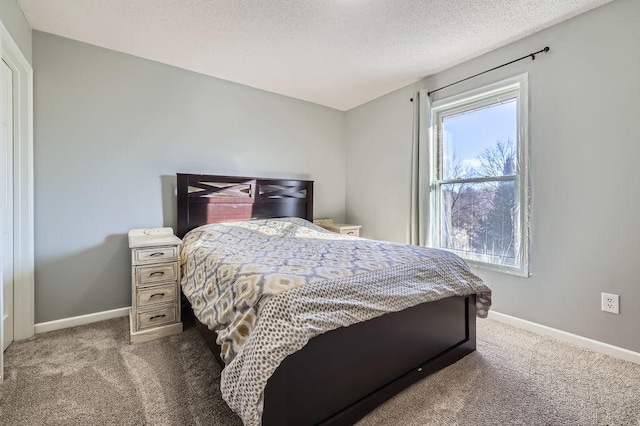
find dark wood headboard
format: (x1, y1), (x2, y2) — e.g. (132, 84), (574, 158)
(176, 174), (314, 238)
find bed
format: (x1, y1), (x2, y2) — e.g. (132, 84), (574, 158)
(176, 173), (491, 426)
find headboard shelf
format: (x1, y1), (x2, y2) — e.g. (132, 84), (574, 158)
(177, 173), (314, 238)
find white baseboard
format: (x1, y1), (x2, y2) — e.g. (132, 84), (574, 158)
(34, 307), (131, 334)
(488, 311), (640, 365)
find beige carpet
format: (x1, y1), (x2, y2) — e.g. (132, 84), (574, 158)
(1, 317), (638, 426)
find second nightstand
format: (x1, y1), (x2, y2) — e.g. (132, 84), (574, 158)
(128, 228), (183, 344)
(314, 219), (362, 237)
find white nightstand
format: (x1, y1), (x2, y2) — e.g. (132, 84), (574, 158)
(314, 219), (361, 237)
(128, 227), (183, 343)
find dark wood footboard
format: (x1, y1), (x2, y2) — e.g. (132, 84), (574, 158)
(263, 295), (475, 426)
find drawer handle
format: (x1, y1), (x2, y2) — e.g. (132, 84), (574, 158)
(149, 271), (165, 277)
(149, 314), (166, 321)
(149, 252), (165, 257)
(149, 292), (166, 299)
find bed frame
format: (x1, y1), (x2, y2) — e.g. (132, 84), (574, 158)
(177, 173), (476, 426)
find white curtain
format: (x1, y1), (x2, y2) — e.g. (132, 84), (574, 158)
(409, 90), (432, 246)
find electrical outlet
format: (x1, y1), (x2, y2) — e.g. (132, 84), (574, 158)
(601, 293), (619, 314)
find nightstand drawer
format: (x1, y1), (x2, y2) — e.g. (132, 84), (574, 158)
(137, 284), (177, 308)
(136, 262), (178, 286)
(137, 306), (177, 330)
(133, 246), (178, 264)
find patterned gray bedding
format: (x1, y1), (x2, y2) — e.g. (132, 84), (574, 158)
(180, 217), (491, 426)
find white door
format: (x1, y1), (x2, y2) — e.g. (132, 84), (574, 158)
(1, 58), (14, 356)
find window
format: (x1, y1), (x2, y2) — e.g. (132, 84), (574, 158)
(429, 74), (529, 276)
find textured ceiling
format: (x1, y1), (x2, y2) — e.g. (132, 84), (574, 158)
(18, 0), (613, 110)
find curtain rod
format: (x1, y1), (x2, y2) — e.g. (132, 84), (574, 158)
(409, 46), (550, 102)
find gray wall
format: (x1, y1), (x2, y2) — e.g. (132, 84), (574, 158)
(0, 0), (31, 64)
(34, 31), (346, 323)
(346, 0), (640, 352)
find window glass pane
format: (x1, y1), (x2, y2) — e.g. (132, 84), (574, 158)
(441, 98), (517, 180)
(440, 180), (516, 264)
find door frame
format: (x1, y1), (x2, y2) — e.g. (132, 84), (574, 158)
(0, 20), (34, 351)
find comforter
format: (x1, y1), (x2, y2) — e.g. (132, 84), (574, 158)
(181, 217), (491, 426)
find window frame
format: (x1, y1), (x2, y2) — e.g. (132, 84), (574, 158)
(428, 74), (530, 277)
